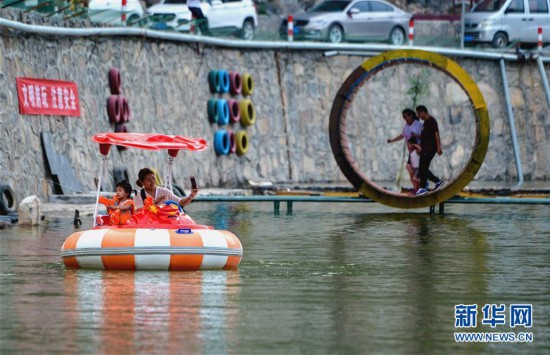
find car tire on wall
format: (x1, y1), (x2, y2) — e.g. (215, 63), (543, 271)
(214, 130), (230, 155)
(217, 99), (230, 125)
(229, 71), (242, 95)
(242, 73), (254, 96)
(115, 124), (128, 150)
(239, 99), (256, 126)
(208, 70), (220, 93)
(109, 68), (122, 95)
(235, 131), (249, 156)
(118, 95), (130, 123)
(228, 129), (237, 154)
(228, 99), (241, 123)
(207, 98), (218, 124)
(0, 185), (17, 215)
(218, 70), (230, 93)
(107, 95), (121, 123)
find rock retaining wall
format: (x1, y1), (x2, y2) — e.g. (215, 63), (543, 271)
(0, 10), (549, 203)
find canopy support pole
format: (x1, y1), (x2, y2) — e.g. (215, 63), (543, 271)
(166, 156), (175, 193)
(92, 155), (109, 227)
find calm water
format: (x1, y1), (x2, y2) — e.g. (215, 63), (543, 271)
(0, 202), (549, 354)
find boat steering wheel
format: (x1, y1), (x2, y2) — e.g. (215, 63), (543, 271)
(164, 200), (184, 213)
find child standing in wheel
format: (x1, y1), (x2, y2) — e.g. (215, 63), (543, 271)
(406, 138), (421, 195)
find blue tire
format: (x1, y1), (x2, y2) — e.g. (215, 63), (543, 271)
(214, 130), (230, 155)
(218, 70), (230, 93)
(217, 99), (230, 125)
(207, 99), (218, 124)
(208, 70), (220, 94)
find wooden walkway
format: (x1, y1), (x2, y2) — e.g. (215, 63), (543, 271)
(193, 195), (550, 214)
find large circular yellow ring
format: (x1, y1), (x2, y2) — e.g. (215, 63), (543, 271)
(329, 49), (490, 209)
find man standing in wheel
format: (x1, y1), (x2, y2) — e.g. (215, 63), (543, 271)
(415, 105), (444, 195)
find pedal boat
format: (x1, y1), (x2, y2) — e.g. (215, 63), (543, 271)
(61, 133), (243, 270)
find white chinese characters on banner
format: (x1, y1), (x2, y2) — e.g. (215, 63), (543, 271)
(16, 77), (80, 117)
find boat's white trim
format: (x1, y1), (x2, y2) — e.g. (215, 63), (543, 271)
(61, 246), (243, 258)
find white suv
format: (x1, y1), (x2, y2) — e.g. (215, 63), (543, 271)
(147, 0), (258, 40)
(88, 0), (145, 25)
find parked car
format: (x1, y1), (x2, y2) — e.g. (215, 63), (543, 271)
(464, 0), (550, 48)
(88, 0), (145, 25)
(279, 0), (411, 44)
(147, 0), (258, 40)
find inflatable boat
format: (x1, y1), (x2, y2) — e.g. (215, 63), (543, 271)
(61, 133), (243, 270)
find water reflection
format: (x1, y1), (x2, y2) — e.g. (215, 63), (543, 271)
(63, 269), (240, 353)
(1, 203), (549, 354)
(315, 212), (495, 353)
(403, 216), (489, 353)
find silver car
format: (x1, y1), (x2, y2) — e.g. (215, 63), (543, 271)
(464, 0), (550, 48)
(279, 0), (411, 44)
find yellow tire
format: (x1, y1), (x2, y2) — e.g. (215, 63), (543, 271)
(239, 99), (256, 126)
(235, 131), (249, 156)
(242, 73), (254, 96)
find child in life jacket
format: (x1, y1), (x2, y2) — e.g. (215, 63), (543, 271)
(105, 180), (135, 225)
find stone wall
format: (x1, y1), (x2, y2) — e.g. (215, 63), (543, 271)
(0, 11), (549, 203)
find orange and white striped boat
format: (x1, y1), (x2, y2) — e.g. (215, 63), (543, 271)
(61, 133), (244, 271)
(61, 227), (243, 270)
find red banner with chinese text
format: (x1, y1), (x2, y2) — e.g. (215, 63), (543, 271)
(16, 77), (81, 117)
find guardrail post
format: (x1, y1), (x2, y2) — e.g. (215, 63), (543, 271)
(287, 15), (293, 42)
(408, 18), (414, 46)
(121, 0), (127, 25)
(538, 27), (543, 53)
(287, 201), (293, 214)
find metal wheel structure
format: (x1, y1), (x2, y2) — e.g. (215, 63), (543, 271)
(329, 49), (490, 209)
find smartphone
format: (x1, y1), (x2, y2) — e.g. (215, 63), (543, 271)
(190, 176), (197, 190)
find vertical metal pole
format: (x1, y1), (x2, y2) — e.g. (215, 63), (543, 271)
(92, 156), (108, 227)
(537, 27), (543, 53)
(537, 56), (550, 110)
(287, 15), (293, 42)
(460, 0), (466, 49)
(408, 18), (414, 46)
(500, 58), (524, 187)
(121, 0), (127, 25)
(165, 156), (174, 193)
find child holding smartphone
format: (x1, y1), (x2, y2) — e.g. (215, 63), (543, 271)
(134, 168), (199, 211)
